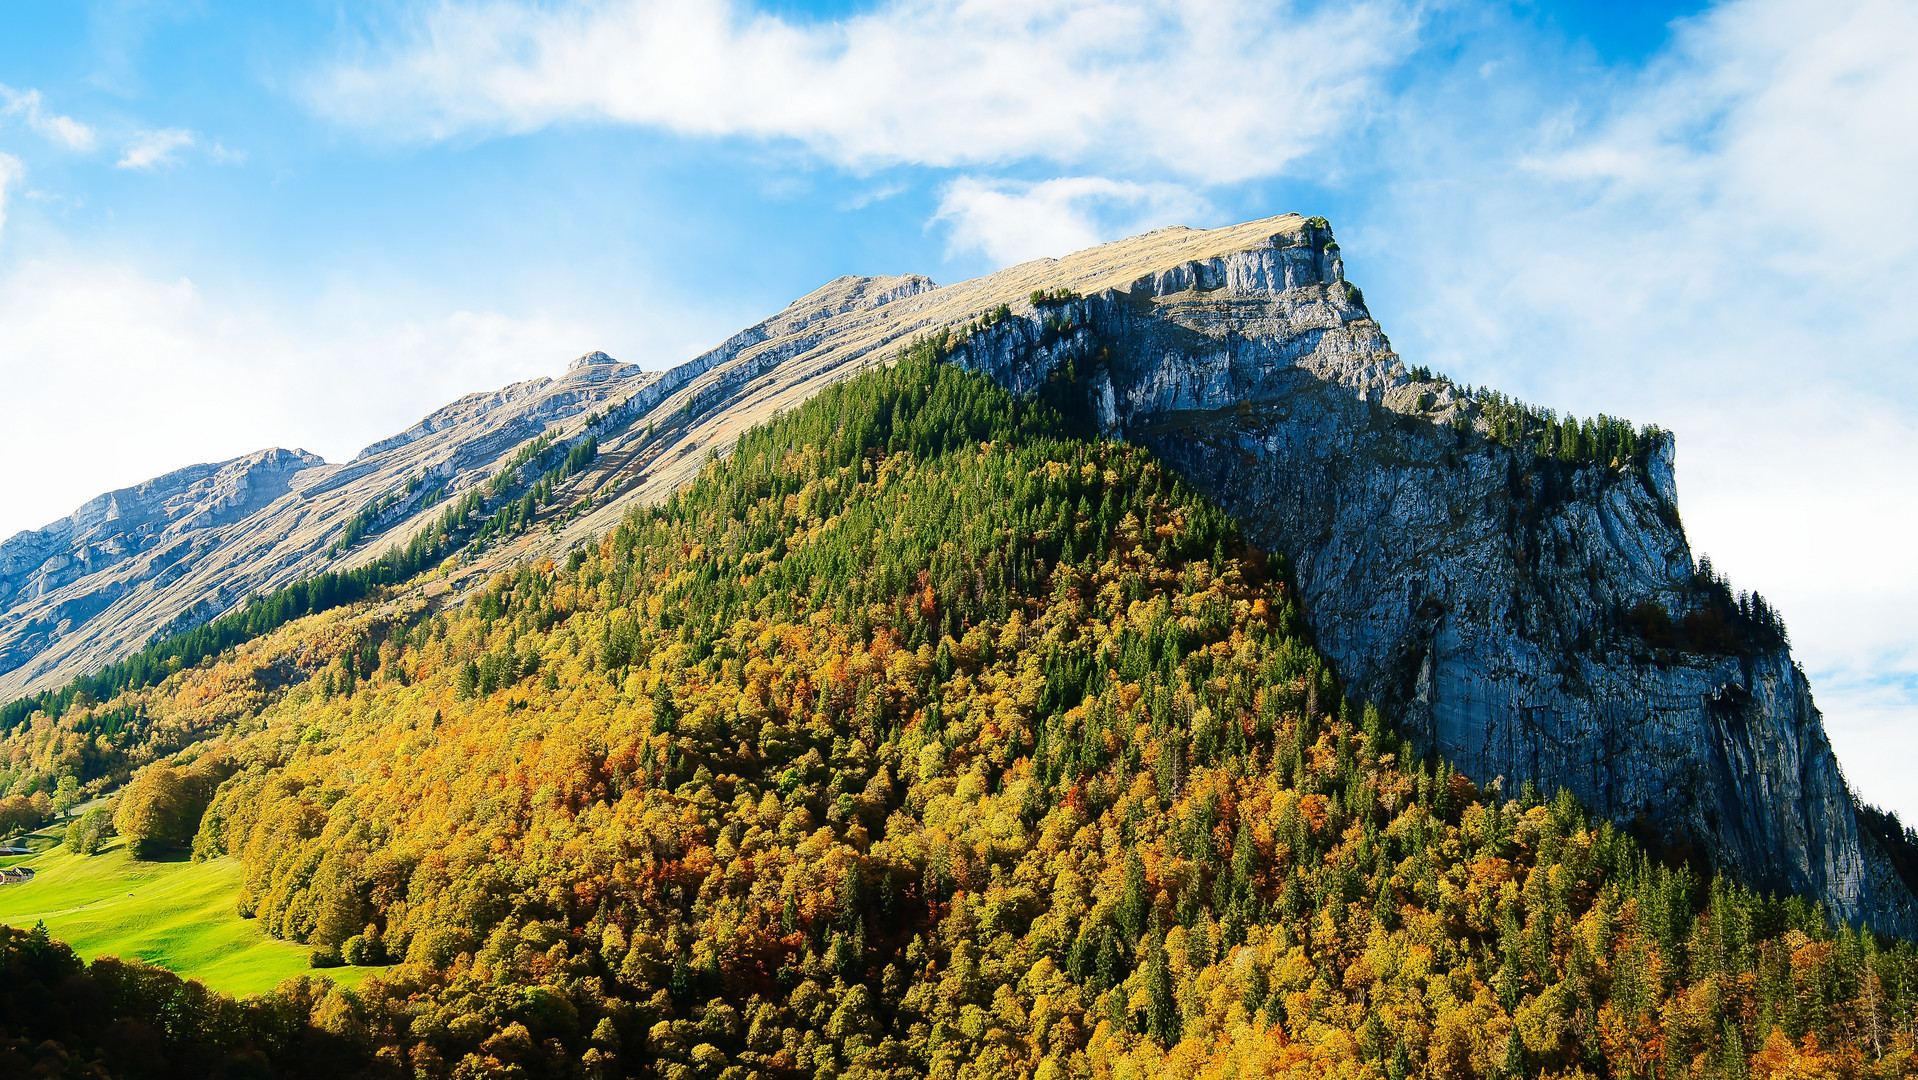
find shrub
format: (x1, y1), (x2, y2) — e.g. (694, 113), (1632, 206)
(308, 943), (343, 969)
(1627, 600), (1679, 650)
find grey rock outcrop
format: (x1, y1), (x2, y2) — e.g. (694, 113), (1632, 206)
(936, 220), (1917, 936)
(3, 214), (1907, 936)
(0, 357), (659, 698)
(0, 448), (322, 680)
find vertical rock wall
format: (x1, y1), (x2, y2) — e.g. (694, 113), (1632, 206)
(950, 223), (1916, 935)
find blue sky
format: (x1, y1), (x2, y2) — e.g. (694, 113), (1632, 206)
(2, 0), (1915, 819)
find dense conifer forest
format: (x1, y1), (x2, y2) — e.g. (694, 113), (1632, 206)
(3, 349), (1915, 1078)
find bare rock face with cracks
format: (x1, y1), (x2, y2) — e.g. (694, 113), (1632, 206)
(3, 213), (1909, 934)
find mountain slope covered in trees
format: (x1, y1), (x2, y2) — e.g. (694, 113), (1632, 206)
(7, 213), (1906, 936)
(3, 351), (1914, 1079)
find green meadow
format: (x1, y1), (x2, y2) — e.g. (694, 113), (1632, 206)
(0, 836), (377, 997)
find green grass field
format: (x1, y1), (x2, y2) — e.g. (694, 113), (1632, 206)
(0, 837), (378, 997)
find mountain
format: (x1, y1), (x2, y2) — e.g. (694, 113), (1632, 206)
(2, 213), (1911, 939)
(3, 349), (1913, 1080)
(0, 356), (653, 699)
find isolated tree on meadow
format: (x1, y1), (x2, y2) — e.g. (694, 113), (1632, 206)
(0, 794), (36, 837)
(52, 774), (80, 817)
(62, 807), (110, 855)
(113, 765), (191, 858)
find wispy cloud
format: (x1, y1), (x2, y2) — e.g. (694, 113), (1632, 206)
(1322, 0), (1918, 814)
(116, 128), (197, 170)
(935, 176), (1209, 265)
(310, 0), (1418, 182)
(0, 84), (96, 150)
(0, 255), (607, 539)
(0, 153), (22, 239)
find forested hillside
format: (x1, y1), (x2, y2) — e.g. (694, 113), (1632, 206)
(3, 350), (1915, 1079)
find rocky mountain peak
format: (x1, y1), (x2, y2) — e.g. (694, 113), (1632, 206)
(1, 212), (1906, 934)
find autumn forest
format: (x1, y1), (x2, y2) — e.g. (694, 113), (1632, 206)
(3, 349), (1916, 1079)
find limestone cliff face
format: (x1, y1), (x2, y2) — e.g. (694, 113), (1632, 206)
(3, 214), (1905, 934)
(938, 221), (1916, 935)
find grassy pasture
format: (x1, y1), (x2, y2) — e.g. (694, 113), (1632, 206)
(0, 837), (377, 996)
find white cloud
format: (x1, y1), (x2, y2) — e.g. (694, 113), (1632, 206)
(1334, 0), (1918, 816)
(0, 256), (614, 542)
(0, 154), (20, 239)
(0, 84), (96, 151)
(934, 175), (1209, 265)
(116, 128), (197, 170)
(1508, 0), (1918, 342)
(1817, 668), (1918, 819)
(113, 130), (248, 170)
(311, 0), (1417, 181)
